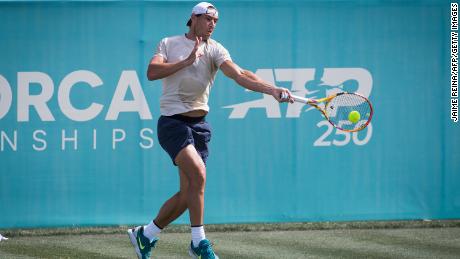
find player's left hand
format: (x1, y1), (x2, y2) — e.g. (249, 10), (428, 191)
(272, 87), (294, 103)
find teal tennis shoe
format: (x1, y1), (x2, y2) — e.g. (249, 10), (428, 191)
(127, 226), (158, 259)
(188, 239), (219, 259)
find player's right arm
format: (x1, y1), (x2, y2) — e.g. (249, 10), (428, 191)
(147, 37), (202, 81)
(220, 60), (293, 103)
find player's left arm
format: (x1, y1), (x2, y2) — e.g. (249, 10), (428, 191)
(220, 60), (293, 103)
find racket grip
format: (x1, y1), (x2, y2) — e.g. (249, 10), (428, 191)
(291, 94), (310, 104)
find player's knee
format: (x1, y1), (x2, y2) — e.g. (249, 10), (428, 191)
(189, 164), (206, 190)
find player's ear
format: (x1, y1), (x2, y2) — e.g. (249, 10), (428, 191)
(190, 15), (197, 25)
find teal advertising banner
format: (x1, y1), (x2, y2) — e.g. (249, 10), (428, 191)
(0, 0), (459, 228)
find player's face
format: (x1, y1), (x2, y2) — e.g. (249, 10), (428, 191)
(193, 14), (218, 40)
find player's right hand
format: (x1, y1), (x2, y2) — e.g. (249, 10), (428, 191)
(273, 87), (294, 103)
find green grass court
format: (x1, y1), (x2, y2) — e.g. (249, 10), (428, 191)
(1, 221), (460, 258)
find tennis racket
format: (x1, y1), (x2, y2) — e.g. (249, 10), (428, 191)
(284, 92), (374, 132)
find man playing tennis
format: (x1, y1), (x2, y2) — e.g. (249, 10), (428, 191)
(128, 2), (293, 259)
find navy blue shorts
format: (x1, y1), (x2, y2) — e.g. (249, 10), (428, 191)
(157, 114), (212, 166)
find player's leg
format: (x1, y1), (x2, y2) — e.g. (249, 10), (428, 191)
(128, 115), (193, 259)
(174, 144), (206, 227)
(175, 144), (219, 259)
(139, 143), (204, 243)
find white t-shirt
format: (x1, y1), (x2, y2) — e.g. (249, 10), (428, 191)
(154, 35), (232, 116)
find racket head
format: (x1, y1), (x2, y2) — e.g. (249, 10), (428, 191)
(322, 92), (374, 132)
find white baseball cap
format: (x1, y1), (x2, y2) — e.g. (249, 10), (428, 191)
(186, 2), (219, 26)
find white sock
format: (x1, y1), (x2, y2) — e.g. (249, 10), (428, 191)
(143, 221), (162, 242)
(191, 225), (206, 247)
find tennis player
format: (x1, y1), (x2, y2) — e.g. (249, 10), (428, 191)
(128, 2), (293, 259)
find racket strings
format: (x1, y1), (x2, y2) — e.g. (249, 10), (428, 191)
(325, 94), (372, 131)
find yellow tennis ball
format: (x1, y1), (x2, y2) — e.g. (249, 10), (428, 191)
(348, 110), (361, 123)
